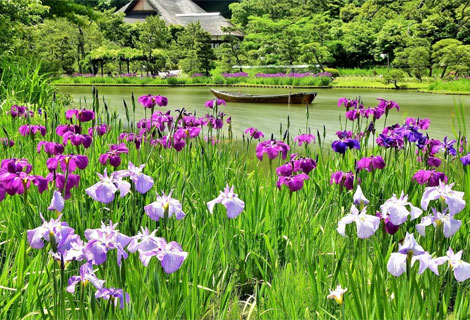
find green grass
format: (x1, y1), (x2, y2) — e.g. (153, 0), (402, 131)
(1, 81), (470, 319)
(427, 79), (470, 94)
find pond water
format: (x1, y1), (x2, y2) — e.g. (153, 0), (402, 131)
(58, 86), (470, 141)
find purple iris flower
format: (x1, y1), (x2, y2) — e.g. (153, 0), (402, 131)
(276, 163), (294, 177)
(85, 169), (131, 204)
(0, 171), (48, 195)
(377, 98), (399, 112)
(413, 169), (447, 187)
(0, 138), (14, 148)
(337, 98), (358, 110)
(256, 140), (290, 161)
(330, 171), (358, 191)
(19, 125), (46, 137)
(115, 161), (154, 194)
(336, 130), (353, 139)
(293, 156), (317, 174)
(88, 124), (110, 136)
(245, 128), (265, 140)
(405, 117), (431, 130)
(62, 132), (93, 148)
(277, 173), (309, 192)
(84, 221), (131, 266)
(9, 105), (34, 118)
(207, 185), (245, 219)
(357, 156), (386, 172)
(99, 143), (128, 168)
(144, 191), (185, 221)
(47, 154), (88, 173)
(441, 137), (457, 156)
(1, 158), (32, 174)
(27, 213), (75, 252)
(119, 132), (143, 150)
(427, 156), (441, 168)
(0, 185), (5, 203)
(461, 153), (470, 165)
(376, 133), (404, 149)
(331, 139), (360, 154)
(138, 94), (168, 108)
(65, 109), (95, 122)
(67, 262), (105, 294)
(205, 99), (226, 109)
(293, 134), (315, 146)
(53, 173), (80, 200)
(56, 124), (81, 137)
(37, 141), (64, 155)
(376, 211), (399, 235)
(174, 127), (201, 140)
(95, 288), (130, 309)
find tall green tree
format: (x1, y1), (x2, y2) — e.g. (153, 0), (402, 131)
(177, 23), (215, 76)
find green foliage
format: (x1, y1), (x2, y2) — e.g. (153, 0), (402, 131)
(383, 69), (406, 88)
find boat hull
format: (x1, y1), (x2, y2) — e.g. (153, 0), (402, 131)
(210, 89), (317, 104)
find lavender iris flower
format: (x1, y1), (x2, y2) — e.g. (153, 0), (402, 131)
(48, 190), (65, 212)
(330, 171), (358, 191)
(99, 143), (129, 168)
(67, 261), (105, 293)
(27, 213), (75, 252)
(84, 221), (131, 266)
(115, 161), (154, 194)
(353, 185), (369, 207)
(277, 173), (309, 192)
(85, 169), (131, 204)
(461, 153), (470, 166)
(95, 288), (130, 309)
(293, 134), (315, 146)
(337, 205), (380, 239)
(144, 191), (185, 222)
(416, 208), (461, 238)
(421, 181), (466, 215)
(380, 192), (422, 226)
(387, 233), (426, 277)
(327, 285), (347, 305)
(19, 125), (46, 137)
(207, 185), (245, 219)
(445, 248), (470, 282)
(0, 138), (14, 148)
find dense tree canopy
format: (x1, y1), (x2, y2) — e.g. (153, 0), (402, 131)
(2, 0), (470, 77)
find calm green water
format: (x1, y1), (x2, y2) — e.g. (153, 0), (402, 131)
(58, 86), (469, 141)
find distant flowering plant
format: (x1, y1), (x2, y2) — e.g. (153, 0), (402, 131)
(222, 72), (248, 78)
(88, 124), (110, 136)
(85, 169), (131, 204)
(8, 105), (34, 118)
(255, 72), (332, 78)
(293, 134), (315, 146)
(65, 109), (95, 123)
(205, 99), (226, 109)
(245, 128), (265, 140)
(207, 185), (245, 219)
(19, 124), (46, 137)
(256, 139), (290, 161)
(99, 143), (128, 168)
(144, 191), (185, 222)
(138, 94), (168, 108)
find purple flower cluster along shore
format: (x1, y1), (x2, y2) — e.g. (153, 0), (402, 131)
(1, 90), (470, 317)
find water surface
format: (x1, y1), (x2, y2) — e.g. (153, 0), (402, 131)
(58, 86), (469, 141)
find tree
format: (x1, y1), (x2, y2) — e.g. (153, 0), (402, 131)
(137, 16), (172, 75)
(217, 27), (246, 72)
(384, 69), (405, 88)
(177, 23), (215, 76)
(431, 39), (470, 78)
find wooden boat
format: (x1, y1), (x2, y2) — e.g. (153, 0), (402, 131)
(210, 88), (317, 104)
